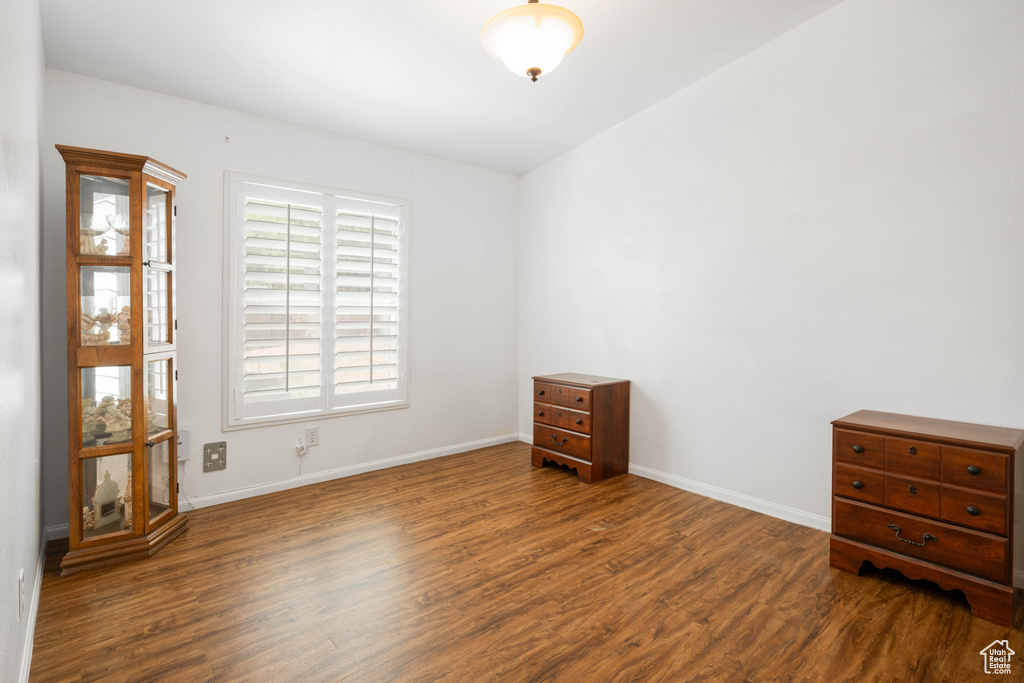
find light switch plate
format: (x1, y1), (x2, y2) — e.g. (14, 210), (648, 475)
(203, 441), (227, 472)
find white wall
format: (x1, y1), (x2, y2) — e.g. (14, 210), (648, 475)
(520, 0), (1024, 539)
(0, 0), (44, 680)
(42, 71), (520, 528)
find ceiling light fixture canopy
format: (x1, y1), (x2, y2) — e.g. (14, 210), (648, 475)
(481, 0), (584, 82)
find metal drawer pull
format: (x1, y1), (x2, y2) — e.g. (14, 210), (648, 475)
(537, 390), (544, 396)
(908, 446), (918, 455)
(887, 524), (936, 547)
(907, 485), (917, 495)
(575, 396), (583, 403)
(852, 480), (864, 489)
(852, 445), (864, 454)
(537, 411), (544, 417)
(552, 435), (568, 446)
(967, 465), (981, 476)
(967, 506), (980, 516)
(575, 419), (582, 425)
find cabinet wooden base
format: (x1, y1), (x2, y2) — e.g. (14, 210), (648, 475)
(61, 513), (189, 576)
(532, 446), (593, 483)
(830, 535), (1018, 627)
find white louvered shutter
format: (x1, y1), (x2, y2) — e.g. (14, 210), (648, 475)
(333, 196), (404, 407)
(227, 172), (408, 427)
(240, 182), (324, 418)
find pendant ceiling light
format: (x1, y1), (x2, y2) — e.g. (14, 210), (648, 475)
(481, 0), (584, 82)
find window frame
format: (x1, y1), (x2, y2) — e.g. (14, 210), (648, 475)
(222, 171), (411, 430)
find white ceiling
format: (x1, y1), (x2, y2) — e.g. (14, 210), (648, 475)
(41, 0), (845, 175)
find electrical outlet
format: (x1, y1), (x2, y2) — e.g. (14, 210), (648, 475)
(177, 427), (191, 461)
(203, 441), (227, 472)
(305, 427), (319, 447)
(18, 568), (25, 622)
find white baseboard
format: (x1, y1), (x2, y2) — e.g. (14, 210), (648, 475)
(19, 529), (49, 683)
(518, 432), (531, 443)
(629, 463), (832, 532)
(177, 432), (522, 511)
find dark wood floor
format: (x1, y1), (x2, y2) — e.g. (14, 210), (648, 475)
(31, 442), (1023, 682)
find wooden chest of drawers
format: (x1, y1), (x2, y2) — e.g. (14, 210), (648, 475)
(829, 410), (1024, 626)
(532, 373), (629, 483)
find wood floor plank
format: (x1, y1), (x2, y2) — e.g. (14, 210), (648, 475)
(31, 442), (1024, 681)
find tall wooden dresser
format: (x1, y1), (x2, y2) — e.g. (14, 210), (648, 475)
(532, 373), (629, 484)
(830, 410), (1023, 626)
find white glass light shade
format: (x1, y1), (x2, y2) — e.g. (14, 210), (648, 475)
(481, 3), (584, 81)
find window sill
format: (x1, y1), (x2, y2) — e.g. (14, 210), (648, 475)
(223, 400), (409, 431)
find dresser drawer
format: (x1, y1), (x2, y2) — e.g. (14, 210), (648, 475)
(533, 424), (591, 461)
(833, 464), (884, 505)
(833, 498), (1009, 583)
(533, 402), (552, 425)
(942, 447), (1007, 493)
(549, 406), (571, 430)
(568, 409), (591, 435)
(835, 429), (885, 469)
(884, 475), (940, 518)
(569, 387), (591, 410)
(940, 486), (1007, 535)
(534, 382), (552, 402)
(549, 384), (571, 406)
(886, 438), (941, 480)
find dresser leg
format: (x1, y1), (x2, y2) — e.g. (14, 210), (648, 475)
(531, 448), (544, 468)
(829, 538), (867, 576)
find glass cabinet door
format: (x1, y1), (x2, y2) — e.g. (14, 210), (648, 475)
(143, 181), (174, 348)
(81, 452), (133, 539)
(81, 366), (132, 448)
(79, 175), (131, 256)
(144, 357), (175, 531)
(147, 440), (172, 525)
(144, 268), (171, 345)
(145, 183), (170, 263)
(80, 266), (131, 346)
(145, 359), (171, 436)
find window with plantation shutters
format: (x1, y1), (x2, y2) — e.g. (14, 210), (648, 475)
(225, 173), (409, 427)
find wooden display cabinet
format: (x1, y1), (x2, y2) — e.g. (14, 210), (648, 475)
(58, 145), (188, 575)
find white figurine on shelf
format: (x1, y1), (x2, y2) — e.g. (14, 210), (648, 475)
(147, 396), (159, 433)
(123, 469), (132, 528)
(83, 308), (115, 344)
(80, 216), (109, 255)
(116, 306), (130, 344)
(81, 311), (96, 340)
(93, 471), (122, 528)
(83, 506), (96, 530)
(107, 419), (131, 444)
